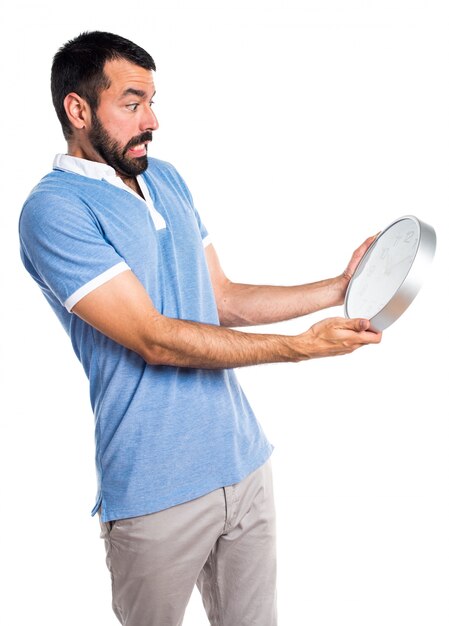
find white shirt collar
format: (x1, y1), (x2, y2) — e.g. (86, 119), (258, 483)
(52, 153), (166, 230)
(53, 153), (118, 180)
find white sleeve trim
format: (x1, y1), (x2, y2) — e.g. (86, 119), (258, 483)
(202, 235), (212, 248)
(64, 261), (131, 312)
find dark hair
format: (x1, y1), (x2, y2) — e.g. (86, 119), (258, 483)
(51, 31), (156, 139)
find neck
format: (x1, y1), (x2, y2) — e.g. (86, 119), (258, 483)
(66, 142), (144, 199)
(120, 175), (144, 198)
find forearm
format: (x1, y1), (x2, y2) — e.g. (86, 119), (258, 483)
(206, 235), (377, 328)
(216, 275), (348, 327)
(137, 314), (301, 368)
(135, 313), (380, 369)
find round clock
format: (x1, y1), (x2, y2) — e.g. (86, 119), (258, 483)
(344, 215), (436, 332)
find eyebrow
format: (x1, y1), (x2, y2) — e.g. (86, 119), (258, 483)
(120, 88), (156, 99)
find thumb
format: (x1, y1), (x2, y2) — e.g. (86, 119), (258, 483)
(348, 318), (370, 332)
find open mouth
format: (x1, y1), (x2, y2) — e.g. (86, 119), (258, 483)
(127, 142), (148, 157)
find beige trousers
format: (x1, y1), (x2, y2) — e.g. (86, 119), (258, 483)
(99, 459), (277, 626)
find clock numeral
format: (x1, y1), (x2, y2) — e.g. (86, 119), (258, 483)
(380, 247), (389, 260)
(404, 230), (415, 243)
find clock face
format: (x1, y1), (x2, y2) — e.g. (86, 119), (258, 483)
(345, 218), (420, 320)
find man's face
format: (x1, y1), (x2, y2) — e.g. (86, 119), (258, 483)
(86, 58), (158, 177)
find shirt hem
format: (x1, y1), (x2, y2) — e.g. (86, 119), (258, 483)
(95, 445), (274, 523)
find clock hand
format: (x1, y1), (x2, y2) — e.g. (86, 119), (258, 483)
(387, 254), (415, 273)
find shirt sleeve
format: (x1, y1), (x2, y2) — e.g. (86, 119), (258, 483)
(192, 205), (211, 248)
(19, 192), (130, 312)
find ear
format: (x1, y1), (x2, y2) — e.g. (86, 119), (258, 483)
(63, 92), (91, 131)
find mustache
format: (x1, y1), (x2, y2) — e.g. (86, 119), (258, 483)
(124, 132), (153, 152)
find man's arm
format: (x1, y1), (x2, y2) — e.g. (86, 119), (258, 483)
(205, 236), (375, 327)
(72, 269), (381, 369)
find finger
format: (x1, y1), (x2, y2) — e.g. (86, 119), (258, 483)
(355, 234), (378, 256)
(344, 237), (377, 279)
(358, 329), (382, 344)
(342, 317), (371, 332)
(356, 318), (371, 332)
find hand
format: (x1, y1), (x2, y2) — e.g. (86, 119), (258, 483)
(331, 233), (379, 305)
(343, 234), (379, 281)
(296, 316), (382, 360)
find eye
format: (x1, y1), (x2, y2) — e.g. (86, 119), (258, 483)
(126, 103), (139, 112)
(149, 99), (155, 107)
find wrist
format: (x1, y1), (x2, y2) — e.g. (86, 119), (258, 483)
(290, 326), (319, 362)
(329, 274), (350, 307)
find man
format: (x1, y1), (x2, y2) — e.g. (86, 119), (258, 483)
(19, 31), (381, 626)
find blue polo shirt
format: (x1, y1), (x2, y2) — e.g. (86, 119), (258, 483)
(19, 154), (273, 522)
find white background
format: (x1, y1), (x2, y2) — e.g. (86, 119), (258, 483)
(1, 1), (448, 624)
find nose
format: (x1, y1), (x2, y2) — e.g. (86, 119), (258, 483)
(140, 104), (159, 132)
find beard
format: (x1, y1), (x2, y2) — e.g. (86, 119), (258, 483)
(89, 111), (152, 177)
